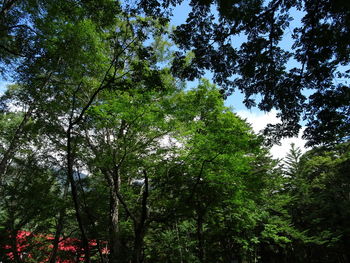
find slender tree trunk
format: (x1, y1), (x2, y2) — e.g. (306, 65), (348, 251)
(132, 224), (145, 263)
(67, 128), (90, 262)
(196, 209), (205, 263)
(109, 185), (121, 263)
(48, 210), (65, 263)
(343, 237), (350, 263)
(77, 171), (108, 263)
(101, 168), (123, 263)
(49, 181), (69, 263)
(108, 120), (127, 263)
(132, 170), (149, 263)
(11, 230), (19, 262)
(175, 221), (184, 263)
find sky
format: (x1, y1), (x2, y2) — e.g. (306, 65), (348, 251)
(0, 80), (9, 92)
(236, 110), (306, 158)
(0, 1), (308, 159)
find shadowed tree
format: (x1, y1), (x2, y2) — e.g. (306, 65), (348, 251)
(136, 0), (350, 146)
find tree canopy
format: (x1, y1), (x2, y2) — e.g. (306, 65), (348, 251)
(2, 0), (350, 146)
(138, 0), (350, 146)
(0, 1), (349, 262)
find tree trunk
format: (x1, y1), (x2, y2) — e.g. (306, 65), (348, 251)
(196, 209), (205, 263)
(10, 229), (22, 263)
(132, 224), (145, 263)
(49, 181), (69, 263)
(67, 128), (90, 262)
(132, 170), (149, 263)
(48, 211), (65, 263)
(109, 184), (121, 263)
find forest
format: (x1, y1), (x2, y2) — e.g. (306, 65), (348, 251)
(0, 0), (349, 262)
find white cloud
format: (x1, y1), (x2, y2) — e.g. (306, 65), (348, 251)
(236, 110), (280, 132)
(236, 110), (307, 159)
(0, 81), (11, 94)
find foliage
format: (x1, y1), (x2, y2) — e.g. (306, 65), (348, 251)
(1, 1), (350, 263)
(137, 0), (350, 146)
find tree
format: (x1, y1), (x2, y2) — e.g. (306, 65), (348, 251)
(162, 80), (263, 262)
(284, 143), (302, 177)
(3, 2), (349, 263)
(277, 142), (350, 262)
(136, 0), (350, 146)
(1, 2), (171, 262)
(78, 79), (275, 263)
(0, 140), (65, 262)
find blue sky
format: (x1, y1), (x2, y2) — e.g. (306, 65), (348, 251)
(0, 80), (9, 93)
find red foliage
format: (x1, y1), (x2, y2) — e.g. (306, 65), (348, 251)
(2, 230), (109, 262)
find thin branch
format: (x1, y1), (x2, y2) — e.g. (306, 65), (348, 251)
(257, 0), (283, 20)
(189, 152), (222, 201)
(0, 43), (26, 57)
(2, 24), (38, 34)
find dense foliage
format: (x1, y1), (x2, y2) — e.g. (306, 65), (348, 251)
(0, 0), (349, 262)
(139, 0), (350, 146)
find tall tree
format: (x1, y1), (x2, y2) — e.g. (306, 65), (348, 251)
(1, 1), (171, 261)
(79, 79), (274, 263)
(136, 0), (350, 146)
(283, 143), (303, 178)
